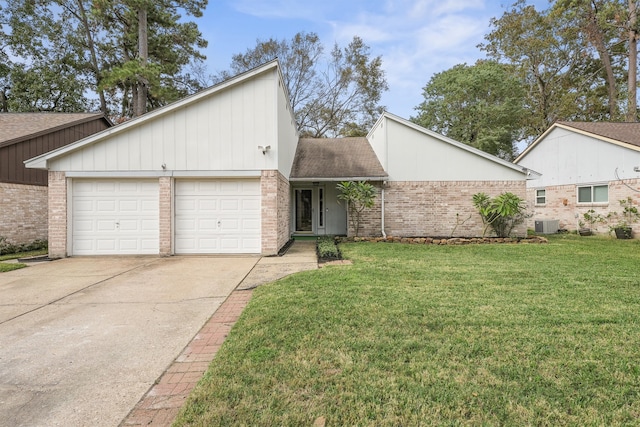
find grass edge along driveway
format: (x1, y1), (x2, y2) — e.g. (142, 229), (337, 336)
(174, 235), (640, 426)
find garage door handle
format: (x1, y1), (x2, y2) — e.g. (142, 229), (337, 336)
(115, 221), (120, 229)
(217, 220), (221, 228)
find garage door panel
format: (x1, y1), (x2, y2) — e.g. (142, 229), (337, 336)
(72, 179), (159, 255)
(175, 179), (260, 254)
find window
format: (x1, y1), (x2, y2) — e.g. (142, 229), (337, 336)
(577, 185), (608, 203)
(318, 188), (324, 227)
(536, 189), (546, 205)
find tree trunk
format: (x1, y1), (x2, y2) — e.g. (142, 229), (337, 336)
(134, 7), (148, 117)
(74, 0), (108, 116)
(628, 0), (638, 122)
(586, 5), (618, 119)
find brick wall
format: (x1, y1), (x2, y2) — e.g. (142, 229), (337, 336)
(261, 170), (279, 255)
(159, 177), (172, 255)
(48, 171), (67, 258)
(277, 171), (291, 250)
(0, 182), (48, 246)
(528, 178), (640, 236)
(353, 180), (528, 238)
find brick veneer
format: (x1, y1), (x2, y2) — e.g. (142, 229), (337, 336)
(48, 171), (67, 258)
(527, 178), (640, 236)
(261, 170), (290, 255)
(159, 177), (172, 255)
(277, 171), (291, 250)
(0, 182), (48, 246)
(353, 180), (528, 238)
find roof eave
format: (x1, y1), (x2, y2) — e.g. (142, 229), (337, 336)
(0, 114), (109, 149)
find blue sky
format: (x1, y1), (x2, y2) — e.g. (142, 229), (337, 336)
(198, 0), (550, 120)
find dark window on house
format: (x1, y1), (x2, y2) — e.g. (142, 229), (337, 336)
(536, 189), (546, 205)
(578, 185), (608, 203)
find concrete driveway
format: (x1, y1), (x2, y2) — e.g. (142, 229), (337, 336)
(0, 256), (258, 427)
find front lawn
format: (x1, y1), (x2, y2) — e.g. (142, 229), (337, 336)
(174, 235), (640, 426)
(0, 249), (48, 273)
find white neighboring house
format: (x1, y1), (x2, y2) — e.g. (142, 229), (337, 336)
(515, 122), (640, 236)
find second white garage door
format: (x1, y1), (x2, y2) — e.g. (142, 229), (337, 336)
(174, 179), (261, 254)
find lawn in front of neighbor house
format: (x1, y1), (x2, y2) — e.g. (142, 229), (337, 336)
(174, 235), (640, 426)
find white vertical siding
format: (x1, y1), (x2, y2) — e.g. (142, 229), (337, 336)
(48, 69), (283, 173)
(517, 127), (640, 187)
(373, 116), (527, 181)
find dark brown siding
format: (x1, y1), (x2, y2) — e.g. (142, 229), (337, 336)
(0, 118), (110, 186)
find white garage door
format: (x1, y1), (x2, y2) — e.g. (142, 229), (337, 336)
(174, 179), (261, 254)
(72, 179), (159, 255)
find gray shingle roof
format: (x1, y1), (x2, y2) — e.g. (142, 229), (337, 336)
(557, 121), (640, 148)
(290, 137), (387, 180)
(0, 113), (105, 145)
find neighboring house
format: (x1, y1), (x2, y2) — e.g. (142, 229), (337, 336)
(26, 61), (535, 258)
(0, 113), (111, 246)
(515, 122), (640, 235)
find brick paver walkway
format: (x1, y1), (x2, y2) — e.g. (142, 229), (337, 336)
(120, 289), (253, 426)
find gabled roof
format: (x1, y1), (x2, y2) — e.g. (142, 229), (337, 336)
(25, 60), (289, 170)
(0, 113), (109, 148)
(375, 112), (537, 178)
(290, 137), (388, 181)
(515, 121), (640, 162)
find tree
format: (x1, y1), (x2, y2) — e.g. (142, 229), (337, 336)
(3, 0), (207, 117)
(412, 61), (526, 161)
(337, 181), (377, 237)
(218, 32), (388, 138)
(551, 0), (627, 120)
(481, 1), (599, 139)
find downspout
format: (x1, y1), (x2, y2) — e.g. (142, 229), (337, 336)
(381, 184), (386, 238)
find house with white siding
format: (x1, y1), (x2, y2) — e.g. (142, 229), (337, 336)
(515, 122), (640, 235)
(26, 60), (536, 258)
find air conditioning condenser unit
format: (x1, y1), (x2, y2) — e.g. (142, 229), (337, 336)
(534, 220), (559, 234)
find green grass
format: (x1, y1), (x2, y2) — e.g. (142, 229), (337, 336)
(0, 262), (27, 272)
(0, 249), (48, 261)
(0, 249), (47, 273)
(174, 234), (640, 426)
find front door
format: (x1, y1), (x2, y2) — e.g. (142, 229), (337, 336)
(295, 189), (313, 233)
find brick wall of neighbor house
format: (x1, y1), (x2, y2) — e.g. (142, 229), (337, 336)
(353, 180), (528, 238)
(277, 171), (291, 250)
(158, 177), (172, 255)
(528, 178), (640, 236)
(0, 182), (48, 246)
(48, 171), (67, 258)
(261, 170), (280, 255)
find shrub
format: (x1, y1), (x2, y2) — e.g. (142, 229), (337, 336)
(337, 181), (376, 237)
(472, 192), (527, 238)
(316, 236), (341, 260)
(0, 237), (48, 256)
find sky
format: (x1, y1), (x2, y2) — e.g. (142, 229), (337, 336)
(198, 0), (550, 120)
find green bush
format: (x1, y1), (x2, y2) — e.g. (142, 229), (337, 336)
(472, 192), (527, 237)
(0, 237), (48, 256)
(316, 236), (341, 260)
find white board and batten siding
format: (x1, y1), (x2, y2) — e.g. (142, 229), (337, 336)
(72, 179), (159, 255)
(174, 179), (261, 254)
(46, 68), (290, 174)
(368, 113), (527, 182)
